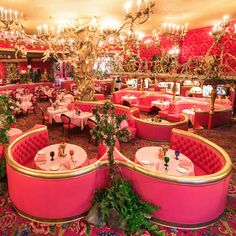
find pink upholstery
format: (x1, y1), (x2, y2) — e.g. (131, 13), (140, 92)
(166, 114), (185, 122)
(193, 111), (209, 129)
(6, 126), (231, 226)
(192, 109), (232, 129)
(0, 82), (53, 94)
(133, 116), (188, 141)
(0, 145), (4, 159)
(94, 94), (105, 100)
(170, 130), (225, 175)
(97, 140), (120, 159)
(210, 110), (232, 128)
(11, 125), (49, 168)
(121, 166), (230, 226)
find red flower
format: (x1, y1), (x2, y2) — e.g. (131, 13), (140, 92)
(0, 212), (17, 231)
(29, 221), (50, 235)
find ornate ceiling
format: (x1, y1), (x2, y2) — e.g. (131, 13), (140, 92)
(1, 0), (236, 34)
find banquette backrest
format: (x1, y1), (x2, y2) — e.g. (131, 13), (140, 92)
(11, 125), (48, 167)
(74, 101), (101, 112)
(210, 109), (232, 127)
(170, 129), (225, 175)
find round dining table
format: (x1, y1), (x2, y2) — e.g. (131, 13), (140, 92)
(34, 143), (88, 171)
(135, 146), (194, 176)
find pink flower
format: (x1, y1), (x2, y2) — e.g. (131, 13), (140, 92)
(69, 219), (87, 235)
(0, 212), (17, 231)
(29, 221), (50, 235)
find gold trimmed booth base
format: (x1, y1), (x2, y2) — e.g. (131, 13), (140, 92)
(14, 204), (86, 224)
(151, 212), (224, 230)
(15, 202), (223, 230)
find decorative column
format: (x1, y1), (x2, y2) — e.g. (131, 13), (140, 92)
(172, 81), (177, 103)
(208, 83), (217, 129)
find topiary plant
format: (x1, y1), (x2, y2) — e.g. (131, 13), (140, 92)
(88, 101), (162, 235)
(0, 95), (17, 191)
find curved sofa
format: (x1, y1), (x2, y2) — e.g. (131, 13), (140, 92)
(6, 126), (232, 228)
(131, 114), (188, 141)
(0, 82), (53, 94)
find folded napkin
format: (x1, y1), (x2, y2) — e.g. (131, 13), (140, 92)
(36, 155), (46, 163)
(179, 159), (192, 167)
(63, 160), (71, 170)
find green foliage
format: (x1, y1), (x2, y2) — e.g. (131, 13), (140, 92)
(0, 96), (17, 145)
(93, 177), (162, 236)
(0, 160), (6, 180)
(90, 101), (130, 167)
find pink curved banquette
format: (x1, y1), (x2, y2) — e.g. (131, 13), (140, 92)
(131, 114), (188, 141)
(6, 126), (232, 228)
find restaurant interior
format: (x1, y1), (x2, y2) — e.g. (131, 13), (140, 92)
(0, 1), (236, 235)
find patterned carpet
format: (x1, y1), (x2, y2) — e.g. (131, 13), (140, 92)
(0, 101), (236, 236)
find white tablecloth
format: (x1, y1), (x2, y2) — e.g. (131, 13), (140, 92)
(151, 101), (170, 110)
(16, 94), (33, 102)
(47, 107), (69, 123)
(135, 146), (194, 176)
(15, 101), (32, 112)
(54, 110), (93, 130)
(182, 109), (195, 124)
(34, 143), (88, 171)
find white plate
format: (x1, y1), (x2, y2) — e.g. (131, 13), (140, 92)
(37, 151), (45, 155)
(177, 166), (188, 174)
(140, 160), (151, 165)
(50, 164), (60, 171)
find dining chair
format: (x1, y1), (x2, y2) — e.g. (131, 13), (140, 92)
(27, 96), (38, 115)
(39, 107), (50, 125)
(60, 114), (76, 138)
(38, 90), (49, 101)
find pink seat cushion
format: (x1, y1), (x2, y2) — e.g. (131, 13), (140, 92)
(159, 110), (168, 119)
(166, 114), (182, 122)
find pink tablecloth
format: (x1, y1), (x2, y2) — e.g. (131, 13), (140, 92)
(34, 143), (88, 171)
(15, 101), (32, 112)
(8, 128), (22, 142)
(135, 146), (194, 176)
(54, 110), (93, 130)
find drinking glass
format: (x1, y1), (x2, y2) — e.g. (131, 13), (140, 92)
(50, 151), (55, 161)
(164, 156), (170, 170)
(175, 150), (180, 160)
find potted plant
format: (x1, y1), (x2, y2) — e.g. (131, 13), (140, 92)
(0, 95), (17, 194)
(88, 101), (162, 235)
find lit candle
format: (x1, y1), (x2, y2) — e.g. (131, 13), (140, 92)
(4, 9), (7, 20)
(185, 23), (189, 32)
(176, 25), (180, 33)
(9, 9), (12, 21)
(137, 0), (141, 10)
(234, 24), (236, 33)
(168, 23), (171, 32)
(14, 11), (17, 21)
(0, 7), (3, 19)
(125, 1), (132, 14)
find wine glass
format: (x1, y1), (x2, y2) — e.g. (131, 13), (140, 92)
(50, 151), (55, 161)
(175, 150), (180, 160)
(164, 156), (170, 170)
(69, 150), (75, 164)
